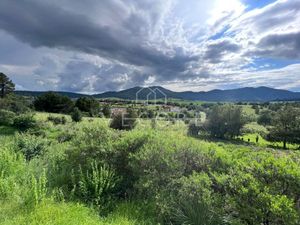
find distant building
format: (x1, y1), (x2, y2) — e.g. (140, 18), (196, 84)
(170, 106), (181, 113)
(161, 105), (181, 112)
(111, 107), (127, 116)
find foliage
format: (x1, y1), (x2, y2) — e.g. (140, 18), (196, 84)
(71, 107), (83, 122)
(187, 120), (202, 137)
(76, 97), (100, 117)
(0, 94), (30, 113)
(169, 173), (224, 225)
(1, 110), (300, 225)
(102, 105), (112, 118)
(0, 110), (15, 126)
(0, 72), (15, 98)
(13, 113), (37, 130)
(267, 105), (300, 148)
(205, 104), (246, 138)
(13, 133), (49, 160)
(258, 110), (273, 126)
(34, 92), (74, 113)
(71, 161), (119, 213)
(241, 122), (268, 136)
(47, 115), (67, 125)
(110, 109), (137, 130)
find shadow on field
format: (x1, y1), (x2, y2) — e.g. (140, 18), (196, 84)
(0, 126), (17, 136)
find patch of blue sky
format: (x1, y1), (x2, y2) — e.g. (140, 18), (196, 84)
(242, 0), (277, 11)
(243, 58), (300, 71)
(209, 25), (231, 40)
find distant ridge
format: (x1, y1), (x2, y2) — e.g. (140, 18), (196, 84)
(15, 86), (300, 102)
(15, 90), (88, 98)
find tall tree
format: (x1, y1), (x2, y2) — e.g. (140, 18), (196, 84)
(0, 73), (15, 98)
(205, 105), (246, 139)
(75, 97), (100, 116)
(267, 106), (300, 149)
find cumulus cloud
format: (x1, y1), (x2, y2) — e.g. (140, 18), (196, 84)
(254, 32), (300, 59)
(0, 0), (199, 81)
(204, 39), (241, 63)
(0, 0), (300, 92)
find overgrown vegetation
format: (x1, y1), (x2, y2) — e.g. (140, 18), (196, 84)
(1, 76), (300, 225)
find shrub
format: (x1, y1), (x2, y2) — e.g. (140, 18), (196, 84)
(47, 115), (67, 125)
(0, 94), (31, 113)
(102, 104), (112, 118)
(257, 110), (273, 126)
(71, 161), (119, 213)
(169, 173), (223, 225)
(187, 121), (202, 137)
(13, 113), (37, 130)
(109, 113), (123, 130)
(0, 147), (26, 200)
(71, 107), (82, 122)
(14, 133), (49, 160)
(0, 109), (15, 126)
(110, 109), (137, 130)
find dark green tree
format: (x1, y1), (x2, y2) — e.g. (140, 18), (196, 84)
(71, 107), (82, 122)
(0, 73), (15, 98)
(205, 105), (246, 138)
(34, 92), (74, 113)
(267, 106), (300, 149)
(258, 110), (273, 126)
(102, 104), (111, 118)
(75, 97), (100, 116)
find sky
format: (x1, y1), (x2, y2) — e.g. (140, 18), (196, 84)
(0, 0), (300, 93)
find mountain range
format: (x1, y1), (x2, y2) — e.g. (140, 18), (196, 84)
(15, 86), (300, 102)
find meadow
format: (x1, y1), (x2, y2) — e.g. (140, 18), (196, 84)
(1, 108), (300, 225)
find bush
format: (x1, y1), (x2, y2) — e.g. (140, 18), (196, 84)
(47, 115), (67, 125)
(110, 109), (137, 130)
(0, 94), (30, 113)
(71, 161), (119, 213)
(71, 107), (82, 122)
(258, 110), (273, 126)
(0, 109), (15, 126)
(102, 104), (111, 118)
(187, 121), (202, 137)
(14, 133), (49, 160)
(13, 113), (37, 130)
(169, 173), (223, 225)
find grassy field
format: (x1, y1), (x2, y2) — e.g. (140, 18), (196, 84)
(1, 112), (300, 225)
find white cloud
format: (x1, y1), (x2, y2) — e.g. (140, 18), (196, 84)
(0, 0), (300, 92)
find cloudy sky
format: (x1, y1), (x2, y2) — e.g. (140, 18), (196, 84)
(0, 0), (300, 93)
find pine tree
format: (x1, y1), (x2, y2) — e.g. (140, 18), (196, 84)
(0, 73), (15, 98)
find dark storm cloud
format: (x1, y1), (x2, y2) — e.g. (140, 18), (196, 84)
(57, 60), (150, 93)
(250, 32), (300, 59)
(204, 39), (241, 63)
(0, 0), (197, 80)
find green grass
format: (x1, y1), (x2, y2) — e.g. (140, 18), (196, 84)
(241, 133), (298, 149)
(0, 199), (157, 225)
